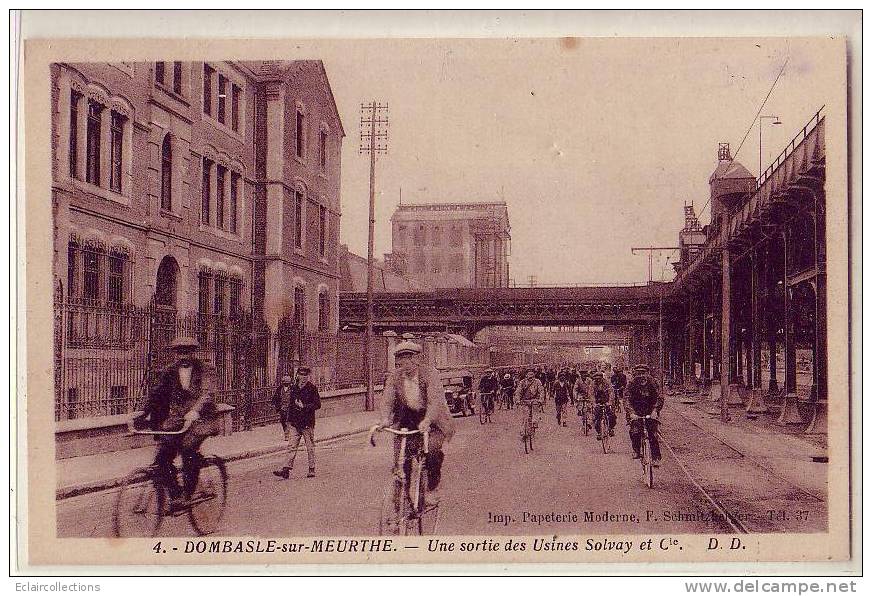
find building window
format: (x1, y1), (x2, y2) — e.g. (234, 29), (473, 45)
(432, 225), (442, 246)
(318, 205), (327, 256)
(319, 129), (327, 170)
(107, 251), (126, 305)
(109, 111), (125, 193)
(198, 271), (211, 317)
(217, 74), (227, 124)
(293, 286), (305, 330)
(213, 275), (226, 318)
(82, 248), (100, 303)
(295, 109), (305, 158)
(229, 172), (240, 234)
(160, 135), (172, 211)
(231, 84), (241, 131)
(69, 90), (81, 179)
(67, 241), (79, 300)
(228, 277), (242, 319)
(413, 225), (425, 247)
(318, 291), (330, 331)
(294, 189), (304, 249)
(216, 164), (226, 229)
(449, 226), (462, 247)
(155, 62), (165, 85)
(85, 100), (102, 185)
(203, 64), (213, 116)
(172, 61), (183, 95)
(433, 255), (441, 274)
(201, 158), (212, 224)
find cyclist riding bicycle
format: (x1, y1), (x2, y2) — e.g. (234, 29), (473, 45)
(478, 368), (499, 414)
(573, 370), (591, 414)
(610, 367), (628, 405)
(378, 341), (455, 505)
(627, 364), (664, 466)
(135, 337), (220, 510)
(500, 373), (516, 409)
(517, 369), (545, 419)
(553, 371), (572, 427)
(590, 371), (616, 440)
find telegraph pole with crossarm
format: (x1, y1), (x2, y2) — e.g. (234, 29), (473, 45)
(359, 101), (389, 411)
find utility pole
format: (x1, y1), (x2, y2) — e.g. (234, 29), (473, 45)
(359, 101), (389, 411)
(631, 246), (680, 390)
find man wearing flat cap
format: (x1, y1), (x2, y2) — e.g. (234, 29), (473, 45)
(626, 364), (664, 465)
(273, 366), (321, 479)
(139, 336), (218, 508)
(377, 340), (454, 505)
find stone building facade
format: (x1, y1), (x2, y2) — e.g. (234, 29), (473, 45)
(51, 60), (344, 333)
(384, 202), (511, 289)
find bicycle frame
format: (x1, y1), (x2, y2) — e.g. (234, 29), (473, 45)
(370, 426), (431, 535)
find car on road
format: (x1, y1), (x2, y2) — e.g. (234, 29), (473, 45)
(442, 370), (476, 417)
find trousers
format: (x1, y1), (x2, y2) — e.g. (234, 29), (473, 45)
(629, 417), (661, 460)
(154, 433), (206, 499)
(593, 404), (616, 435)
(284, 425), (316, 470)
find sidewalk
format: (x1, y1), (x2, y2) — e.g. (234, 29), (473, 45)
(668, 398), (828, 501)
(57, 410), (380, 500)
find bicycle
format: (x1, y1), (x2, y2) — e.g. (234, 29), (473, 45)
(634, 414), (659, 489)
(479, 392), (495, 424)
(370, 426), (439, 536)
(577, 400), (592, 436)
(113, 417), (228, 537)
(593, 403), (613, 454)
(500, 387), (515, 410)
(519, 400), (540, 454)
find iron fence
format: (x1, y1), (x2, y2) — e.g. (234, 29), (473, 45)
(54, 290), (388, 427)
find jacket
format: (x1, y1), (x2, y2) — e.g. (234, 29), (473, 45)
(478, 375), (499, 394)
(273, 381), (321, 430)
(517, 377), (545, 402)
(592, 380), (613, 404)
(381, 363), (456, 442)
(553, 381), (572, 405)
(611, 371), (628, 390)
(142, 358), (218, 439)
(627, 378), (662, 416)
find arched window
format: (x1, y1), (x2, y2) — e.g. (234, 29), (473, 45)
(160, 134), (172, 211)
(318, 289), (330, 331)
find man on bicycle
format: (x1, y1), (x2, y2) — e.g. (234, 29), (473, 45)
(553, 370), (572, 427)
(500, 373), (516, 409)
(138, 337), (219, 509)
(590, 371), (616, 440)
(627, 364), (664, 466)
(378, 341), (455, 505)
(478, 368), (499, 414)
(517, 369), (545, 424)
(611, 367), (628, 408)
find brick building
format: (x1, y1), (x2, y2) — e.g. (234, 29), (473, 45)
(383, 202), (511, 289)
(52, 60), (344, 332)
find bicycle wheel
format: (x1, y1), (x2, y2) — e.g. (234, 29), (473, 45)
(114, 467), (165, 538)
(640, 435), (654, 488)
(601, 430), (609, 454)
(187, 457), (228, 536)
(409, 464), (439, 535)
(582, 413), (590, 436)
(379, 477), (404, 536)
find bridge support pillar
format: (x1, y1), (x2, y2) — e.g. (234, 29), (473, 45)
(382, 330), (398, 373)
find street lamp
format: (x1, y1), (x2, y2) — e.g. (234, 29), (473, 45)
(759, 115), (782, 179)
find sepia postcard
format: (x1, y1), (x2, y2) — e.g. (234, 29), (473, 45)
(13, 10), (861, 574)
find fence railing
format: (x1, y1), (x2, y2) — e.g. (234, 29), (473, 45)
(54, 296), (389, 425)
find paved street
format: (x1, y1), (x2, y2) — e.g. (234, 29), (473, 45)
(57, 402), (728, 537)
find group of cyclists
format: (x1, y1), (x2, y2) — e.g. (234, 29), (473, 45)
(476, 362), (664, 466)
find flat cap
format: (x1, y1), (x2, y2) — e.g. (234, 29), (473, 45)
(394, 341), (423, 357)
(281, 374), (292, 383)
(632, 364), (650, 373)
(169, 336), (199, 351)
(296, 366), (311, 375)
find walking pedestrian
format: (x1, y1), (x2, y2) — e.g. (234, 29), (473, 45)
(553, 371), (572, 426)
(273, 366), (321, 480)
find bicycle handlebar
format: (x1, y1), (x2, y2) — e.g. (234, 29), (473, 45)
(368, 425), (430, 452)
(127, 416), (194, 436)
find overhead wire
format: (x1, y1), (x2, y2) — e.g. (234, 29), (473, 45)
(697, 54), (790, 221)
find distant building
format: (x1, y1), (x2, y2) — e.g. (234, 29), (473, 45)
(338, 244), (425, 292)
(384, 202), (511, 289)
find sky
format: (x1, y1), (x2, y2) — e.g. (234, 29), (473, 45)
(320, 37), (842, 285)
